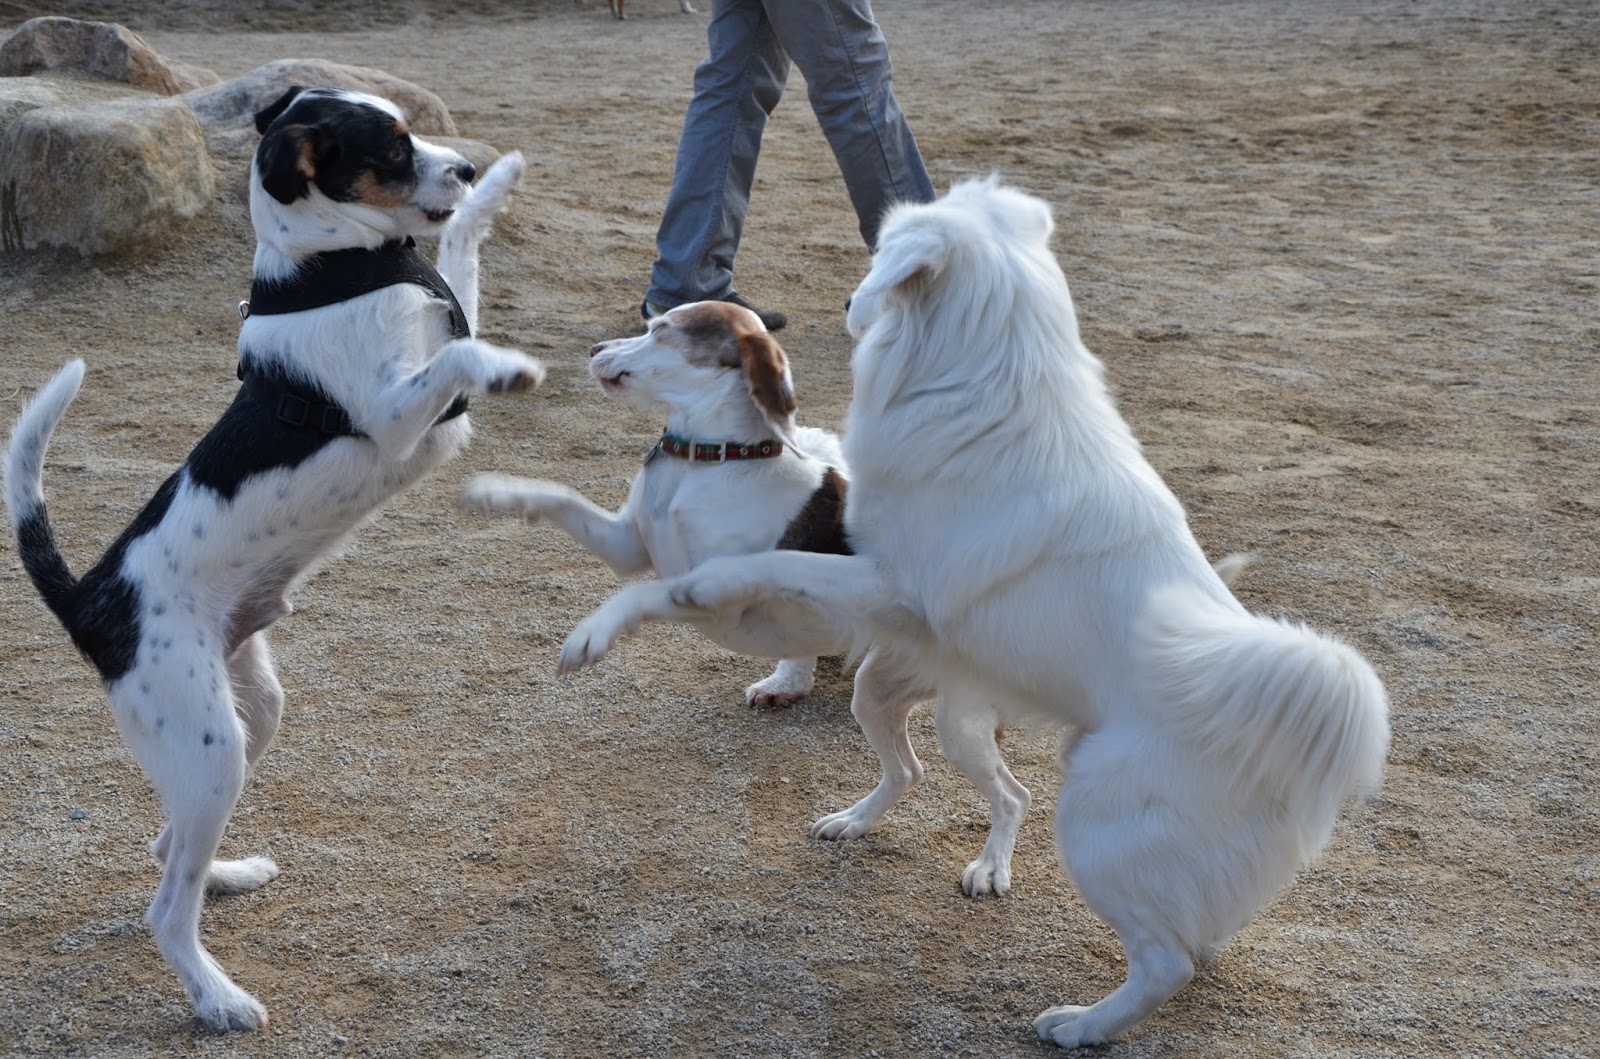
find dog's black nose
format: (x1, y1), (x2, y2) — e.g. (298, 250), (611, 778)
(844, 297), (853, 313)
(589, 343), (604, 359)
(453, 161), (476, 183)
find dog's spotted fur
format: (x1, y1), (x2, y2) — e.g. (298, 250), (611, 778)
(3, 86), (543, 1032)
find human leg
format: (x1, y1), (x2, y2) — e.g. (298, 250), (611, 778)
(766, 0), (935, 249)
(648, 0), (790, 310)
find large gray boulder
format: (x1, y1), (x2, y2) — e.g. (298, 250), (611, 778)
(0, 22), (479, 256)
(0, 16), (220, 95)
(0, 95), (214, 255)
(184, 58), (459, 162)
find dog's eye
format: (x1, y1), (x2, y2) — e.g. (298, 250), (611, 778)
(387, 142), (409, 165)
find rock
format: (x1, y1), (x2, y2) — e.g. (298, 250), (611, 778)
(0, 95), (215, 255)
(0, 76), (63, 137)
(183, 58), (458, 163)
(0, 17), (220, 95)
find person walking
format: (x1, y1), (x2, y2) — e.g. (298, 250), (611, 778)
(642, 0), (935, 331)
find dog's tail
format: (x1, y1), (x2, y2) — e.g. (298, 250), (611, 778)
(5, 360), (88, 626)
(1138, 584), (1390, 865)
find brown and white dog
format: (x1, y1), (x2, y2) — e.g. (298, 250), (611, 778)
(461, 300), (849, 707)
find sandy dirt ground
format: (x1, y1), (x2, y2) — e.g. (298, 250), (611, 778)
(1, 2), (1596, 1056)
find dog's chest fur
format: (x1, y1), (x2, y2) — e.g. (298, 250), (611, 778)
(630, 453), (834, 578)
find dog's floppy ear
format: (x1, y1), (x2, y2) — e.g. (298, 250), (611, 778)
(255, 122), (330, 205)
(253, 86), (306, 134)
(736, 330), (797, 433)
(857, 225), (949, 300)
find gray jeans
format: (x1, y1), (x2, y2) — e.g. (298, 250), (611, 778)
(647, 0), (935, 308)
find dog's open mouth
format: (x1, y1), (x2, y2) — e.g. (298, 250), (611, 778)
(422, 207), (454, 224)
(597, 371), (629, 393)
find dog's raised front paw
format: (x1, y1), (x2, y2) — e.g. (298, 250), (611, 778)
(477, 150), (526, 196)
(486, 353), (546, 393)
(558, 614), (621, 674)
(458, 472), (554, 519)
(449, 150), (525, 237)
(465, 343), (545, 394)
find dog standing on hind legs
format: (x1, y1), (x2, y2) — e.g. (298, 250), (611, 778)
(3, 86), (543, 1031)
(559, 177), (1390, 1046)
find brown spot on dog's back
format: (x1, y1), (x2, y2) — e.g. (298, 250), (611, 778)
(777, 468), (852, 555)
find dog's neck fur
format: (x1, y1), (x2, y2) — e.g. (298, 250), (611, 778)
(249, 178), (411, 283)
(659, 374), (788, 447)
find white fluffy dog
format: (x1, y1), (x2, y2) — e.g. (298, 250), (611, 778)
(557, 177), (1390, 1046)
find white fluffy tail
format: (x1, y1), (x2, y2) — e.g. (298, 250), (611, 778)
(1137, 585), (1390, 864)
(5, 359), (86, 529)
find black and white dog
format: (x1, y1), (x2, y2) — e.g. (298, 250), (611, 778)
(3, 87), (543, 1031)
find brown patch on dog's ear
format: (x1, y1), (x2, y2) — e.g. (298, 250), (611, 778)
(736, 330), (796, 427)
(256, 123), (324, 204)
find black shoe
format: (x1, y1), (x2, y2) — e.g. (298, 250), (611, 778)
(720, 290), (787, 332)
(641, 292), (787, 332)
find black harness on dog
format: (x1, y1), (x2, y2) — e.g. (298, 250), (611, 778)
(236, 237), (471, 437)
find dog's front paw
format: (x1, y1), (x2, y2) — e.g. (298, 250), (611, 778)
(459, 473), (557, 520)
(557, 583), (671, 674)
(1033, 1004), (1108, 1049)
(448, 151), (525, 238)
(961, 850), (1013, 898)
(810, 804), (877, 841)
(559, 611), (625, 674)
(744, 663), (813, 709)
(467, 344), (546, 394)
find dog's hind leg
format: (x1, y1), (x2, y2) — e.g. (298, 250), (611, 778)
(745, 657), (817, 708)
(150, 633), (283, 896)
(116, 663), (268, 1031)
(1033, 728), (1198, 1046)
(935, 685), (1031, 897)
(811, 647), (931, 840)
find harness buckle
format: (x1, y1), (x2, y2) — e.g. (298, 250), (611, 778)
(276, 393), (311, 428)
